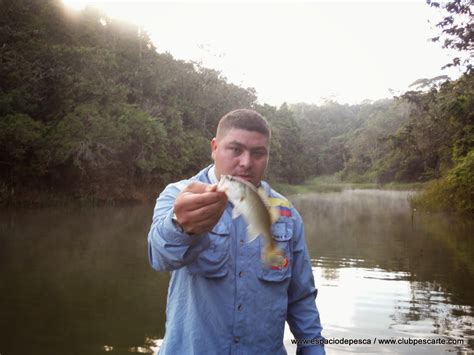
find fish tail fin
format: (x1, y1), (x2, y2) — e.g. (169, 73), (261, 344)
(262, 244), (283, 266)
(265, 244), (279, 258)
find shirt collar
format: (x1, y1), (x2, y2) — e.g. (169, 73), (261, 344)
(208, 165), (218, 184)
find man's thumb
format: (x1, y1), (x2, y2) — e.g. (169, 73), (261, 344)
(206, 184), (217, 192)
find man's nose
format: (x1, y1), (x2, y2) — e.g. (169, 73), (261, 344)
(239, 151), (252, 168)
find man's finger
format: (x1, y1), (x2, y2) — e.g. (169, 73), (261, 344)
(206, 184), (218, 192)
(187, 212), (226, 235)
(180, 191), (227, 211)
(185, 198), (227, 225)
(184, 181), (212, 193)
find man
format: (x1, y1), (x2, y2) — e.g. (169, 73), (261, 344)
(148, 109), (325, 354)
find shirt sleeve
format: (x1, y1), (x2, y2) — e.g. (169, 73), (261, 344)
(147, 180), (211, 272)
(287, 209), (325, 355)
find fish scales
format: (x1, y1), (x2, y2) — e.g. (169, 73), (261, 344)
(217, 175), (280, 265)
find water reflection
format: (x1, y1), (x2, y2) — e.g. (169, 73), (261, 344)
(290, 189), (474, 353)
(0, 206), (168, 355)
(0, 189), (473, 354)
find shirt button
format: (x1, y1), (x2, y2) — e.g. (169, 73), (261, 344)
(239, 240), (244, 246)
(234, 336), (240, 343)
(238, 304), (243, 311)
(239, 271), (243, 277)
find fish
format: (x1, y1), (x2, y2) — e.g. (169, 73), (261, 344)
(217, 175), (281, 265)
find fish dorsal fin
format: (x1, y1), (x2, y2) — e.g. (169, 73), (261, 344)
(258, 187), (279, 224)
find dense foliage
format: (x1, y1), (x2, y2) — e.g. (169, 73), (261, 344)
(1, 0), (472, 214)
(411, 149), (474, 213)
(290, 74), (473, 213)
(0, 0), (308, 203)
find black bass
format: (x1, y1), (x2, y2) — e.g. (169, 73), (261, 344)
(217, 175), (280, 264)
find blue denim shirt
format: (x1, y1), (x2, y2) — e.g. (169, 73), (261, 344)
(148, 165), (325, 355)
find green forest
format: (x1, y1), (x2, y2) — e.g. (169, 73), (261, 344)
(1, 0), (473, 214)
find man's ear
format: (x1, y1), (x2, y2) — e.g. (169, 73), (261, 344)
(211, 137), (217, 160)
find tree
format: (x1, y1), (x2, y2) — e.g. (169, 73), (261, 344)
(428, 0), (474, 72)
(0, 0), (259, 204)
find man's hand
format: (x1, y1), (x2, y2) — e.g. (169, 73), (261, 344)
(173, 181), (228, 235)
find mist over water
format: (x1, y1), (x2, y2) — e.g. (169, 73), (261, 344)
(286, 189), (474, 354)
(0, 189), (472, 354)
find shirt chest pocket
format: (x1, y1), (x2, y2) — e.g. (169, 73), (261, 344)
(186, 222), (230, 278)
(258, 220), (293, 282)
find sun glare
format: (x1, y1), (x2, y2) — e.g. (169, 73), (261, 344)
(60, 0), (461, 105)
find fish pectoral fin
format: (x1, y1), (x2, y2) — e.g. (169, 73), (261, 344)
(246, 224), (260, 242)
(231, 207), (241, 219)
(262, 245), (282, 266)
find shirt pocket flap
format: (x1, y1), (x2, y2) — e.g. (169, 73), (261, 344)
(211, 221), (230, 236)
(272, 221), (293, 242)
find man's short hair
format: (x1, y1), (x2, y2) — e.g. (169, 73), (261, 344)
(216, 109), (271, 140)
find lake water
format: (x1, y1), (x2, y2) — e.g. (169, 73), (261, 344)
(0, 189), (473, 354)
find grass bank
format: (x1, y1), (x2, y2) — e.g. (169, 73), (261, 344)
(272, 175), (426, 197)
(409, 151), (474, 216)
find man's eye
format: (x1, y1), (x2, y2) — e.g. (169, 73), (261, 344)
(252, 150), (267, 159)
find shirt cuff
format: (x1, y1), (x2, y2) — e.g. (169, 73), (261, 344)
(162, 210), (208, 247)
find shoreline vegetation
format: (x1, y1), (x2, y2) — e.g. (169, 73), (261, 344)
(273, 176), (426, 197)
(0, 173), (470, 217)
(2, 168), (463, 214)
(0, 176), (427, 209)
(1, 0), (472, 215)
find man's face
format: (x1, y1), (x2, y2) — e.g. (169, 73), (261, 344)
(211, 128), (269, 187)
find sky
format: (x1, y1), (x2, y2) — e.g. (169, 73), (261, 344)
(62, 0), (463, 106)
